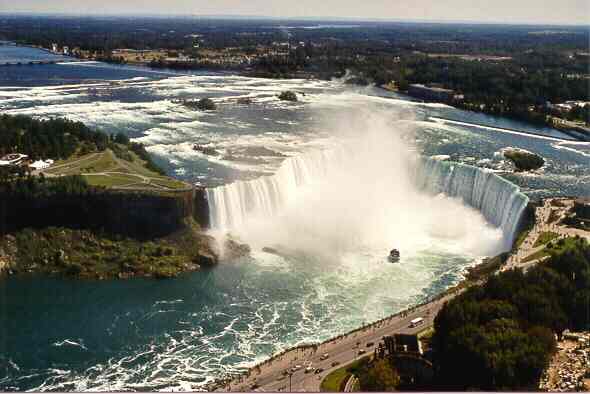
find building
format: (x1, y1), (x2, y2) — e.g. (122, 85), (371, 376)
(0, 153), (28, 166)
(382, 334), (423, 355)
(29, 159), (54, 171)
(408, 84), (462, 103)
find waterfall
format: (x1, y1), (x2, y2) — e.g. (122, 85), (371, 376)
(415, 158), (529, 246)
(206, 149), (344, 230)
(206, 149), (529, 248)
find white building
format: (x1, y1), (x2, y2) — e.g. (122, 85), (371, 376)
(0, 153), (28, 166)
(29, 159), (53, 171)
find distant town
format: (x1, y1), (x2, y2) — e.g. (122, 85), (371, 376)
(2, 15), (587, 139)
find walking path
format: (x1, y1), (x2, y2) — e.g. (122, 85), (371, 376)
(503, 198), (589, 272)
(215, 197), (589, 392)
(213, 293), (457, 392)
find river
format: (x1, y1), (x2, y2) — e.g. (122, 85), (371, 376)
(0, 44), (588, 391)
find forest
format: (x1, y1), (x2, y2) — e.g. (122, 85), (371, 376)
(2, 15), (588, 125)
(431, 237), (590, 390)
(0, 114), (109, 159)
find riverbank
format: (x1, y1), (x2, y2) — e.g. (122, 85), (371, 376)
(213, 197), (590, 392)
(380, 86), (589, 143)
(0, 223), (218, 280)
(209, 252), (506, 392)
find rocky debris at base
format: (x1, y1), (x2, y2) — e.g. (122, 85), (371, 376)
(0, 234), (17, 274)
(539, 331), (589, 392)
(0, 226), (221, 279)
(223, 237), (251, 261)
(195, 249), (219, 267)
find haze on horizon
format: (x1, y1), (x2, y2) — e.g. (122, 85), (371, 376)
(1, 0), (589, 26)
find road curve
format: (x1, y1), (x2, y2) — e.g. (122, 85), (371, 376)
(219, 292), (457, 392)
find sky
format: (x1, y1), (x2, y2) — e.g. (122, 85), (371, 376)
(1, 0), (589, 25)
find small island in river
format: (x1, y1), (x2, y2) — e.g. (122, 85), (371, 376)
(0, 114), (221, 279)
(503, 148), (545, 172)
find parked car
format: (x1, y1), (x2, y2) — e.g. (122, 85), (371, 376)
(314, 368), (324, 374)
(331, 361), (340, 367)
(320, 353), (329, 360)
(358, 349), (366, 355)
(366, 342), (374, 347)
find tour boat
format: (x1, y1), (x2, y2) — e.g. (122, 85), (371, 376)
(388, 249), (400, 263)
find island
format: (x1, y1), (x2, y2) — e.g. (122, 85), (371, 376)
(278, 90), (298, 102)
(503, 148), (545, 172)
(0, 114), (219, 279)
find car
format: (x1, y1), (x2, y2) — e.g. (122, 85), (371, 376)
(331, 361), (340, 367)
(305, 366), (313, 373)
(320, 353), (329, 360)
(358, 349), (366, 355)
(366, 342), (374, 347)
(292, 365), (302, 372)
(314, 368), (324, 374)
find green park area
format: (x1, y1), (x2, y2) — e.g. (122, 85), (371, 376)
(43, 148), (188, 191)
(321, 358), (366, 392)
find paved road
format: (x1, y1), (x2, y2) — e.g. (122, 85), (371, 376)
(222, 292), (458, 392)
(219, 197), (589, 393)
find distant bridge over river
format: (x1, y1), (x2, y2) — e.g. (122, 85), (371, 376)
(0, 59), (81, 66)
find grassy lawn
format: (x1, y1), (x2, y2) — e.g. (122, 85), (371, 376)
(321, 366), (351, 392)
(523, 237), (582, 264)
(44, 153), (106, 175)
(150, 177), (190, 189)
(321, 358), (367, 392)
(45, 149), (190, 191)
(534, 232), (560, 248)
(522, 249), (551, 264)
(83, 174), (142, 188)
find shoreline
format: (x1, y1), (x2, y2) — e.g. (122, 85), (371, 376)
(211, 196), (588, 392)
(206, 254), (491, 391)
(1, 44), (578, 143)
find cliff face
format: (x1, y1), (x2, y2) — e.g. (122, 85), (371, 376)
(193, 188), (211, 229)
(0, 189), (216, 278)
(1, 188), (211, 239)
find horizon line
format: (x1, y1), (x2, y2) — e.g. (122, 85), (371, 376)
(1, 11), (589, 28)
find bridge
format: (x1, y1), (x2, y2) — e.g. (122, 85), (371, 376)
(0, 59), (81, 66)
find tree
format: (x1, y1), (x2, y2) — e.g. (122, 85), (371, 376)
(431, 239), (590, 390)
(359, 359), (399, 391)
(113, 132), (130, 145)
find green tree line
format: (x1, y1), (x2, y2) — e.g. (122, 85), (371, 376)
(432, 237), (590, 390)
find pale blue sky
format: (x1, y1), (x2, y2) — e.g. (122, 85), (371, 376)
(1, 0), (589, 25)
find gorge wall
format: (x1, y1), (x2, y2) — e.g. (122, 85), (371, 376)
(1, 188), (210, 240)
